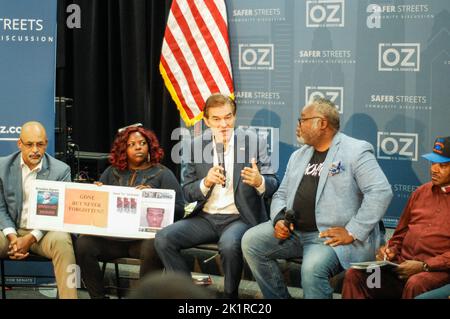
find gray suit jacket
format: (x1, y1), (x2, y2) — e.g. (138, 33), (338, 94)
(271, 132), (393, 268)
(183, 128), (279, 226)
(0, 151), (71, 230)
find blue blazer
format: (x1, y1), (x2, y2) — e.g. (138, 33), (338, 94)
(183, 128), (279, 226)
(271, 132), (393, 268)
(0, 151), (71, 230)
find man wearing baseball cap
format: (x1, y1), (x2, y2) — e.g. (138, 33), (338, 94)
(342, 136), (450, 299)
(422, 136), (450, 192)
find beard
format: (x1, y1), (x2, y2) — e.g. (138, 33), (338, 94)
(298, 127), (321, 146)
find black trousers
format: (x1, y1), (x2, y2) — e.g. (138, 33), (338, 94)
(75, 235), (162, 298)
(155, 212), (250, 298)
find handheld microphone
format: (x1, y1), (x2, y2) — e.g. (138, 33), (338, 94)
(278, 209), (296, 244)
(216, 142), (226, 187)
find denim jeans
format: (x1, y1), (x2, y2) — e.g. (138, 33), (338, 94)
(155, 212), (250, 298)
(242, 221), (342, 299)
(415, 284), (450, 299)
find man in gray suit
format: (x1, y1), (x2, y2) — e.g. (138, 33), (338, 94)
(242, 98), (393, 299)
(0, 121), (77, 299)
(155, 93), (279, 298)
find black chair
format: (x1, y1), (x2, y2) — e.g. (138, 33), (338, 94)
(0, 254), (57, 299)
(189, 245), (346, 295)
(101, 258), (141, 299)
(185, 243), (254, 280)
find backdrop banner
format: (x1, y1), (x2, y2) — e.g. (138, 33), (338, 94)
(227, 0), (450, 227)
(0, 0), (57, 286)
(0, 0), (57, 156)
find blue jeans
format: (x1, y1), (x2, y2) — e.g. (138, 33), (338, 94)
(155, 212), (250, 298)
(415, 284), (450, 299)
(242, 221), (342, 299)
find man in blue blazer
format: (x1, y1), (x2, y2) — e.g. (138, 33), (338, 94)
(242, 98), (393, 299)
(0, 121), (77, 298)
(155, 94), (279, 298)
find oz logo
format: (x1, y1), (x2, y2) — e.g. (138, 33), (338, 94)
(378, 43), (420, 71)
(305, 86), (343, 114)
(377, 132), (418, 161)
(238, 44), (274, 70)
(306, 0), (344, 27)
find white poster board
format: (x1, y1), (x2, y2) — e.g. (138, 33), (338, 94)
(27, 180), (176, 239)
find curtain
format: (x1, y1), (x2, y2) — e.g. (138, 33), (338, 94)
(56, 0), (180, 174)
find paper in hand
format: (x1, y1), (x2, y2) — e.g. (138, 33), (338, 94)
(350, 260), (399, 269)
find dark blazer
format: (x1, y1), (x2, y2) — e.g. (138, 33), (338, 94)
(183, 128), (279, 226)
(0, 151), (71, 230)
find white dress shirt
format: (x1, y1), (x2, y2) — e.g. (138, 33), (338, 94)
(2, 157), (44, 242)
(200, 137), (266, 214)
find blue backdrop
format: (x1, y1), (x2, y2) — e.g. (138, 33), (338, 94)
(227, 0), (450, 227)
(0, 0), (58, 285)
(0, 0), (57, 156)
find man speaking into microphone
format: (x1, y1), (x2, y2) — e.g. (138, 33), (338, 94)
(215, 141), (226, 187)
(155, 93), (279, 299)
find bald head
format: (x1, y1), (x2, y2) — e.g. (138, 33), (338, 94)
(20, 121), (47, 141)
(18, 121), (48, 169)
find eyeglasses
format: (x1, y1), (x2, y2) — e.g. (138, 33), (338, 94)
(20, 139), (47, 149)
(297, 117), (324, 124)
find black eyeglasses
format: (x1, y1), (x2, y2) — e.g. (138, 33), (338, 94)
(297, 116), (324, 124)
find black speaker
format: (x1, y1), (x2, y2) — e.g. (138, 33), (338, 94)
(54, 96), (74, 163)
(73, 151), (110, 183)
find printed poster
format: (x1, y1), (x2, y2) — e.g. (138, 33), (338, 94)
(27, 180), (176, 239)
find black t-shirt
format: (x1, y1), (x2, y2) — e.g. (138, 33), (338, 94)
(292, 149), (328, 232)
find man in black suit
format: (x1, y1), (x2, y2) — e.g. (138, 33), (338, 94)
(155, 93), (279, 298)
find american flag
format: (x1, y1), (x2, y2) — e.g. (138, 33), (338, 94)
(160, 0), (234, 126)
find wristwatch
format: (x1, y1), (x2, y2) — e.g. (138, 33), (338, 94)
(422, 262), (430, 272)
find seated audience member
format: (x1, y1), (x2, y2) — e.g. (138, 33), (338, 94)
(76, 125), (185, 299)
(241, 98), (392, 299)
(415, 283), (450, 299)
(0, 121), (77, 299)
(155, 93), (279, 299)
(128, 271), (214, 299)
(342, 136), (450, 299)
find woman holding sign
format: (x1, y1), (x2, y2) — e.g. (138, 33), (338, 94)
(76, 125), (185, 299)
